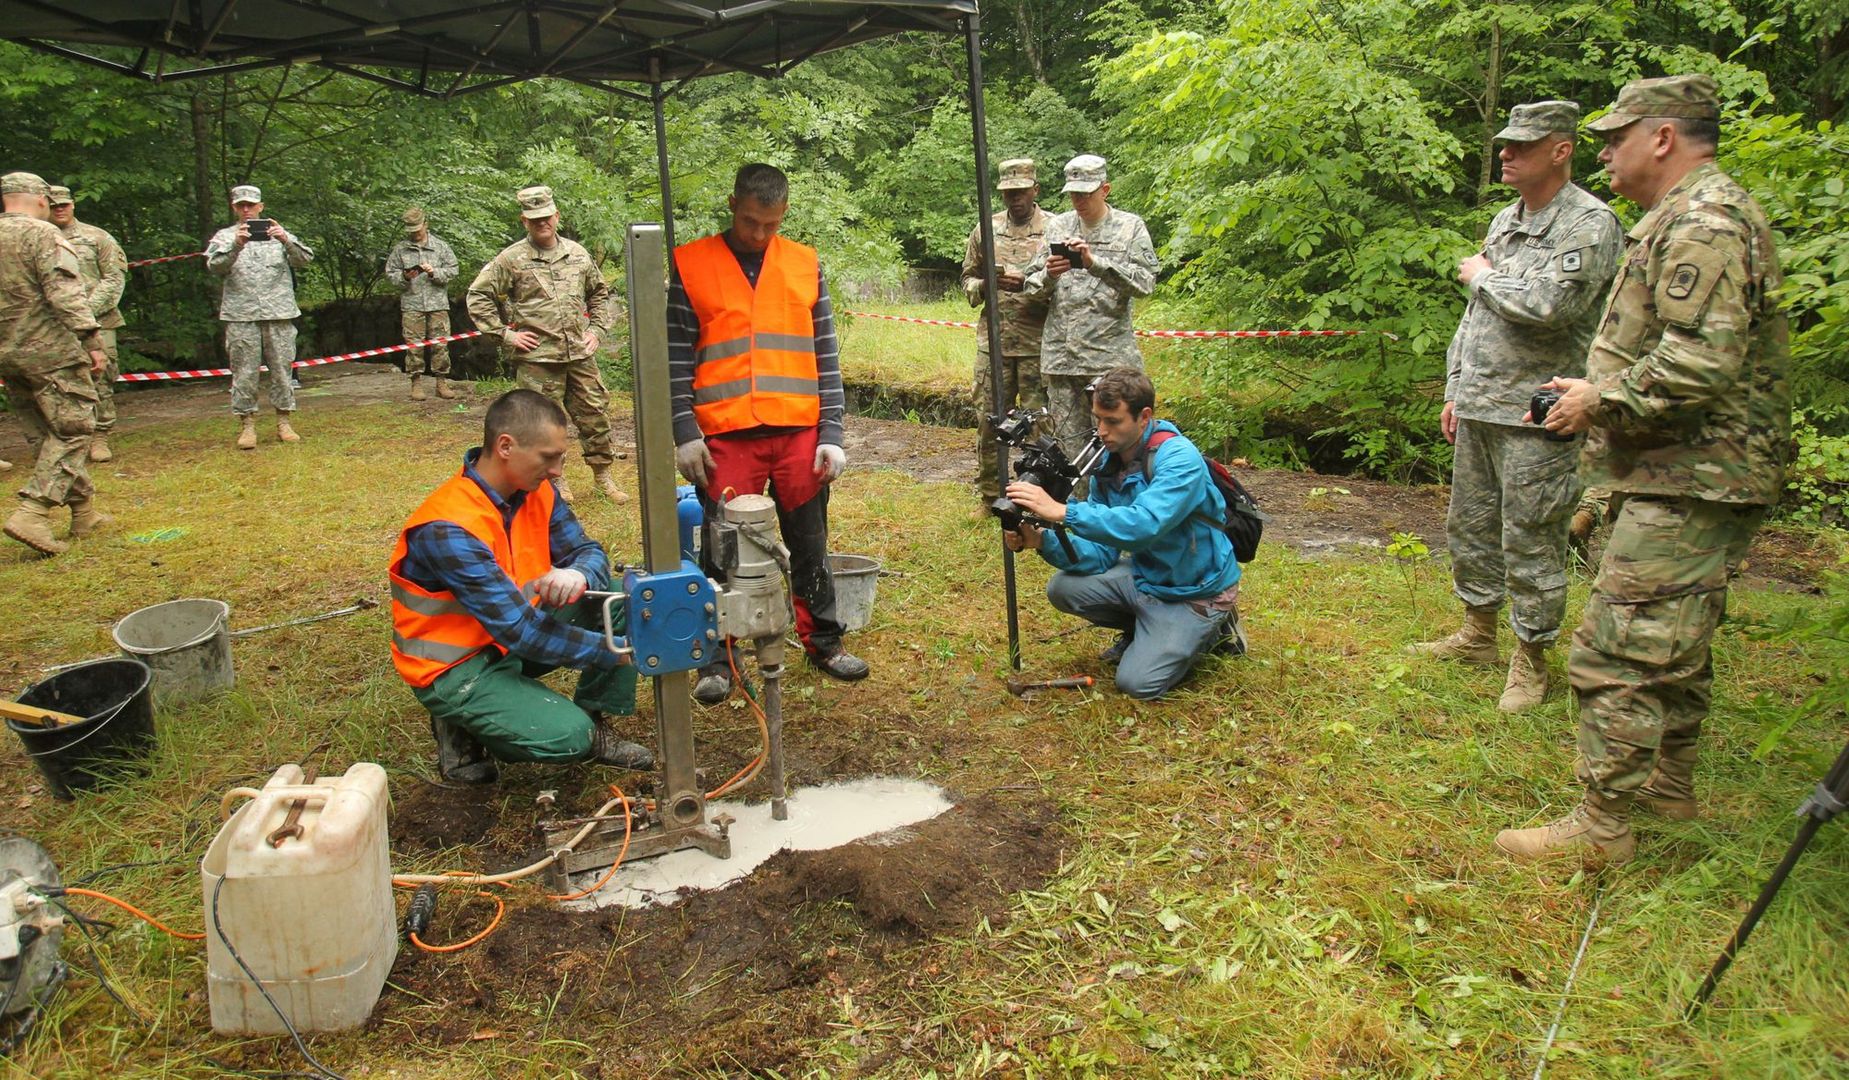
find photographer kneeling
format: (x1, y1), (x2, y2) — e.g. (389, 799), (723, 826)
(1004, 367), (1245, 699)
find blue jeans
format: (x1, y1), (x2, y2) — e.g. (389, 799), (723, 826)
(1047, 561), (1230, 700)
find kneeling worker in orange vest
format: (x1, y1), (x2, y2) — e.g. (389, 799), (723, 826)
(670, 163), (870, 702)
(389, 389), (654, 784)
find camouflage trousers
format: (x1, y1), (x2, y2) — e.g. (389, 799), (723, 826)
(975, 349), (1045, 501)
(1446, 419), (1581, 643)
(1043, 373), (1097, 462)
(93, 329), (118, 435)
(1569, 494), (1765, 800)
(514, 357), (615, 469)
(1, 361), (97, 507)
(226, 319), (297, 415)
(402, 309), (451, 378)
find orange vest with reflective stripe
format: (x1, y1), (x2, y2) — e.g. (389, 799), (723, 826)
(675, 233), (821, 435)
(387, 469), (555, 687)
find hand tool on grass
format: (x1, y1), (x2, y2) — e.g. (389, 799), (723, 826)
(1005, 674), (1095, 697)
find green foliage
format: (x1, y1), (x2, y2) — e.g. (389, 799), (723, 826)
(1784, 408), (1849, 526)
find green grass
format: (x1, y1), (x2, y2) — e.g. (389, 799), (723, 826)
(1, 383), (1844, 1078)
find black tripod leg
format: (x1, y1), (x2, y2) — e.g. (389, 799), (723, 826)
(1687, 816), (1824, 1015)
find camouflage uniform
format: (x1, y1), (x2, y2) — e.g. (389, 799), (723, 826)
(1444, 107), (1623, 644)
(385, 210), (460, 380)
(962, 160), (1050, 500)
(1024, 156), (1158, 459)
(205, 192), (313, 417)
(51, 191), (126, 437)
(465, 192), (618, 470)
(0, 179), (104, 513)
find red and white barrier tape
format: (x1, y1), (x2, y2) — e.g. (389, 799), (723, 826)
(845, 309), (1381, 340)
(115, 330), (484, 383)
(125, 251), (206, 269)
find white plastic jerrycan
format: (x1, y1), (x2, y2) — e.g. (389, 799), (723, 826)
(201, 762), (395, 1034)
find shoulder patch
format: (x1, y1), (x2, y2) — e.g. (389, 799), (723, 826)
(1665, 262), (1700, 300)
(1560, 250), (1582, 274)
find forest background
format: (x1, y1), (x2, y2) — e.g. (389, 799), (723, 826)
(2, 0), (1846, 505)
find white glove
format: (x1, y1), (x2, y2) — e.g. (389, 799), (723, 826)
(676, 438), (715, 487)
(813, 443), (846, 483)
(532, 567), (588, 608)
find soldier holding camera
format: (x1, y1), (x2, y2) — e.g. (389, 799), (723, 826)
(1003, 368), (1242, 700)
(1411, 101), (1621, 713)
(205, 184), (313, 450)
(1497, 75), (1791, 864)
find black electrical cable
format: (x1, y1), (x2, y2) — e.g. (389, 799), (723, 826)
(40, 896), (142, 1020)
(208, 876), (346, 1080)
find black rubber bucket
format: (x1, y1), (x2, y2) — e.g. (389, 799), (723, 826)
(8, 657), (156, 800)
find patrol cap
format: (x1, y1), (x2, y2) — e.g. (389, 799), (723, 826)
(1495, 100), (1579, 142)
(1061, 154), (1108, 194)
(403, 206), (426, 235)
(47, 185), (74, 206)
(1, 171), (50, 197)
(229, 184), (262, 204)
(517, 185), (558, 219)
(997, 158), (1037, 190)
(1587, 74), (1721, 133)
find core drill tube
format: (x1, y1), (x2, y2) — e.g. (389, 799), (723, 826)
(762, 657), (787, 821)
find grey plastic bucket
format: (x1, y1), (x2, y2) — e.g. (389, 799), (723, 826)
(112, 598), (234, 702)
(827, 554), (881, 633)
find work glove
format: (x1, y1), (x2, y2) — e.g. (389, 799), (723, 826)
(676, 438), (715, 488)
(813, 443), (847, 483)
(531, 567), (588, 608)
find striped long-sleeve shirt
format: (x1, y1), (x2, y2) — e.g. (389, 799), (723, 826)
(667, 233), (844, 447)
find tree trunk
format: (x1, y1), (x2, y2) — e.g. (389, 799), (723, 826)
(1011, 1), (1047, 85)
(1475, 15), (1503, 208)
(190, 88), (215, 243)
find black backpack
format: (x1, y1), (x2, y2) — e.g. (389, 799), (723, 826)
(1144, 430), (1266, 563)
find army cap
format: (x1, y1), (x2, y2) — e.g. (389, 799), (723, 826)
(1587, 74), (1721, 132)
(1062, 154), (1107, 194)
(403, 206), (426, 235)
(517, 185), (558, 219)
(47, 185), (74, 206)
(997, 158), (1037, 190)
(2, 171), (50, 197)
(229, 184), (262, 204)
(1495, 100), (1579, 142)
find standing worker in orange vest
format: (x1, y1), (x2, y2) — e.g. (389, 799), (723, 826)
(388, 389), (654, 784)
(670, 163), (869, 703)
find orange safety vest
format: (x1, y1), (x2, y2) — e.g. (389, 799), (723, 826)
(387, 469), (555, 687)
(675, 233), (821, 435)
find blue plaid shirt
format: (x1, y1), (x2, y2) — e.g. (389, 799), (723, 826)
(398, 449), (619, 670)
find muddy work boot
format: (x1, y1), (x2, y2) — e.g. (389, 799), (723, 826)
(588, 717), (656, 771)
(236, 415), (258, 450)
(276, 413), (302, 443)
(68, 498), (113, 540)
(592, 466), (629, 504)
(89, 437), (113, 463)
(1637, 740), (1700, 820)
(431, 715), (498, 785)
(1495, 793), (1636, 865)
(1099, 630), (1133, 664)
(692, 641), (743, 705)
(806, 646), (870, 682)
(5, 498), (70, 556)
(410, 375), (427, 402)
(1497, 641), (1550, 713)
(1407, 604), (1501, 664)
(435, 378), (458, 400)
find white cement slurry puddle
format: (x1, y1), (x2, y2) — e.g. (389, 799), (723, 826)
(565, 776), (954, 910)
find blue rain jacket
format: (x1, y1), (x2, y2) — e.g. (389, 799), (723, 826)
(1035, 419), (1241, 600)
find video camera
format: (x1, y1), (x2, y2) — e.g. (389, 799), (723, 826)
(987, 407), (1108, 561)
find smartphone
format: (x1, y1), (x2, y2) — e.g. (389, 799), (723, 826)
(246, 218), (274, 241)
(1049, 241), (1076, 261)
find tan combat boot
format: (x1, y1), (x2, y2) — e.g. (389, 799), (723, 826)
(410, 374), (427, 401)
(1407, 604), (1501, 664)
(5, 498), (70, 556)
(554, 476), (575, 504)
(236, 415), (258, 450)
(90, 437), (113, 463)
(1498, 640), (1549, 713)
(0, 457), (13, 471)
(592, 466), (629, 503)
(277, 413), (302, 443)
(68, 498), (113, 539)
(1495, 792), (1636, 865)
(435, 378), (457, 400)
(1637, 739), (1699, 820)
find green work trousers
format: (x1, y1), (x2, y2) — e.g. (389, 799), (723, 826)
(412, 597), (637, 764)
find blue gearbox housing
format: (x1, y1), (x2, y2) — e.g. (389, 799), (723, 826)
(621, 560), (719, 674)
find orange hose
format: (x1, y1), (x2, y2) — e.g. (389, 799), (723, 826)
(545, 784), (633, 902)
(407, 887), (506, 954)
(62, 887), (206, 941)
